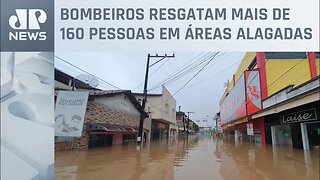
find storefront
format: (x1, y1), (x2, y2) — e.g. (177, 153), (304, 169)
(265, 101), (320, 149)
(151, 120), (169, 140)
(87, 123), (139, 148)
(221, 70), (264, 144)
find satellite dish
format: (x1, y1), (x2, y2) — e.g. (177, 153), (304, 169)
(76, 74), (99, 87)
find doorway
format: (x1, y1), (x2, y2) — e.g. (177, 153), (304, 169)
(307, 122), (320, 148)
(271, 124), (292, 147)
(89, 134), (113, 148)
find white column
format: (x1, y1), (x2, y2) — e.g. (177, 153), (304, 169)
(235, 130), (239, 145)
(271, 126), (277, 145)
(300, 123), (310, 150)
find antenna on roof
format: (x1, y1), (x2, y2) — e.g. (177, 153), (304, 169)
(76, 74), (100, 87)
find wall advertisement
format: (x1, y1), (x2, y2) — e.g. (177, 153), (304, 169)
(54, 91), (89, 137)
(220, 70), (262, 125)
(220, 73), (246, 125)
(245, 70), (262, 115)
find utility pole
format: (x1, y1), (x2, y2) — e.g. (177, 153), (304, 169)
(178, 106), (186, 133)
(137, 53), (175, 146)
(186, 112), (194, 134)
(216, 112), (220, 133)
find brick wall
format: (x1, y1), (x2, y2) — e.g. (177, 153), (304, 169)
(85, 101), (140, 126)
(55, 100), (140, 151)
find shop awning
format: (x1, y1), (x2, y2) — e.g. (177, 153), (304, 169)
(252, 91), (319, 119)
(87, 123), (149, 134)
(222, 117), (249, 129)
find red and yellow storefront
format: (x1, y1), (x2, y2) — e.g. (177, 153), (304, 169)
(220, 52), (319, 145)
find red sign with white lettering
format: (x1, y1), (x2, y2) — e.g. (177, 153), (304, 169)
(220, 73), (246, 125)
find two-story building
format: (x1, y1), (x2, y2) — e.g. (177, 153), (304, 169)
(219, 52), (320, 149)
(176, 111), (187, 135)
(134, 86), (177, 141)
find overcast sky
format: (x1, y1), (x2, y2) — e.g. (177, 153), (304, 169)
(55, 52), (245, 127)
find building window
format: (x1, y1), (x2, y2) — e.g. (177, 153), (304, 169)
(164, 103), (169, 114)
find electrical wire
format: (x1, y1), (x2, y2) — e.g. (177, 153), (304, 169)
(55, 55), (122, 90)
(265, 53), (310, 90)
(243, 52), (311, 106)
(290, 63), (320, 85)
(132, 56), (170, 91)
(185, 59), (241, 89)
(148, 52), (217, 91)
(148, 52), (209, 90)
(154, 52), (220, 107)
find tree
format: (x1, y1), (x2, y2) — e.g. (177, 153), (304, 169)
(192, 123), (199, 132)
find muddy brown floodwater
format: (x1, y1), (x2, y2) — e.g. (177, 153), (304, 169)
(55, 136), (319, 180)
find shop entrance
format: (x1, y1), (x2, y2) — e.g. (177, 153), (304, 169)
(271, 124), (292, 147)
(122, 134), (136, 145)
(307, 122), (320, 148)
(89, 134), (113, 148)
(151, 120), (169, 140)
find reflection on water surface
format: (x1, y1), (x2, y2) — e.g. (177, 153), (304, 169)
(55, 136), (319, 180)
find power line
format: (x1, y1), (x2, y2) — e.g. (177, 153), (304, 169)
(266, 53), (309, 89)
(148, 52), (217, 91)
(240, 52), (310, 105)
(55, 55), (122, 90)
(148, 52), (209, 90)
(185, 58), (241, 89)
(172, 52), (219, 96)
(245, 52), (274, 87)
(132, 56), (170, 91)
(160, 53), (215, 86)
(291, 63), (320, 84)
(147, 52), (232, 93)
(245, 52), (310, 100)
(155, 52), (220, 107)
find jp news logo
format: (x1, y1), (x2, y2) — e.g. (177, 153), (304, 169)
(9, 9), (47, 40)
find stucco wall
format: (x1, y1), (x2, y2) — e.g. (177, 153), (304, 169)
(161, 87), (177, 125)
(94, 94), (140, 116)
(265, 59), (314, 96)
(135, 86), (176, 125)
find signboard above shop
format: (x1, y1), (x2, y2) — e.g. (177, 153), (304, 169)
(220, 73), (246, 125)
(220, 70), (262, 125)
(281, 108), (317, 124)
(245, 70), (262, 115)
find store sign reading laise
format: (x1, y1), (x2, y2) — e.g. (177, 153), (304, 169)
(281, 108), (317, 124)
(55, 91), (89, 137)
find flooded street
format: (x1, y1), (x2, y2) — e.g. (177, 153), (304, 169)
(55, 136), (319, 180)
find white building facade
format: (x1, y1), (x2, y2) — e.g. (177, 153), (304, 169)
(134, 86), (177, 141)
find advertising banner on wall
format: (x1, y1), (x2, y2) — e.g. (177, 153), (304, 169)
(54, 91), (89, 137)
(245, 70), (262, 115)
(220, 73), (246, 125)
